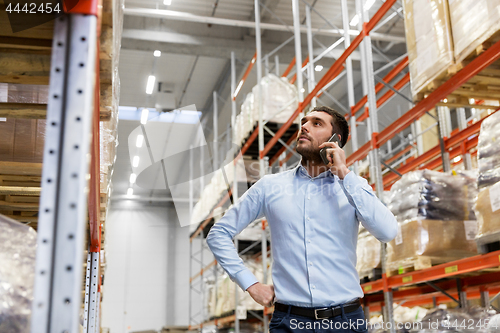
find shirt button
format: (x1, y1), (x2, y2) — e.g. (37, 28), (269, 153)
(308, 196), (310, 200)
(307, 217), (310, 221)
(307, 239), (311, 243)
(309, 263), (313, 266)
(312, 285), (316, 289)
(347, 185), (350, 189)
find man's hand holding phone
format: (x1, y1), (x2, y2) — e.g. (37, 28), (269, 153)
(318, 134), (351, 179)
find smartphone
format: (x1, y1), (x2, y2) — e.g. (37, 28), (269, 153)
(319, 133), (340, 165)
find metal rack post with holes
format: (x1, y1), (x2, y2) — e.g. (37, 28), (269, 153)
(29, 1), (104, 333)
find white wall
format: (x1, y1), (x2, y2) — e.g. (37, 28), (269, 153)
(101, 201), (213, 332)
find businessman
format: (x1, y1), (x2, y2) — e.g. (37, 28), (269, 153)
(207, 106), (397, 332)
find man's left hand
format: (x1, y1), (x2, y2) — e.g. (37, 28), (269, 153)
(318, 141), (351, 179)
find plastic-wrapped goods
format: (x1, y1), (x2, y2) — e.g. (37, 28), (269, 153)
(387, 170), (477, 223)
(251, 74), (299, 124)
(402, 0), (454, 100)
(356, 230), (381, 278)
(477, 111), (500, 190)
(474, 182), (500, 239)
(418, 307), (496, 332)
(386, 219), (477, 273)
(0, 214), (37, 333)
(448, 0), (500, 63)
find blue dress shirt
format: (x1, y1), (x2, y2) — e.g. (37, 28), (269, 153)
(206, 163), (397, 307)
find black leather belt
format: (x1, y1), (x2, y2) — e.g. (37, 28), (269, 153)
(274, 299), (361, 320)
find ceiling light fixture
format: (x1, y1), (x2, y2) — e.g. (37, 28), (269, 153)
(146, 75), (156, 95)
(130, 173), (137, 184)
(127, 188), (134, 196)
(315, 65), (323, 72)
(163, 0), (172, 5)
(140, 108), (149, 124)
(154, 50), (161, 57)
(136, 134), (144, 148)
(133, 156), (140, 168)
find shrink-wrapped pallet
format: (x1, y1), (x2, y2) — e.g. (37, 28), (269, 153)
(387, 169), (477, 223)
(474, 182), (500, 239)
(402, 0), (454, 100)
(477, 111), (500, 190)
(356, 230), (381, 277)
(0, 214), (37, 333)
(386, 219), (477, 273)
(449, 0), (500, 63)
(251, 74), (298, 124)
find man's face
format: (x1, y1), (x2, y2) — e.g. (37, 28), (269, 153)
(296, 111), (335, 162)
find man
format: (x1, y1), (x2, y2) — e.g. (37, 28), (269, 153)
(207, 106), (397, 332)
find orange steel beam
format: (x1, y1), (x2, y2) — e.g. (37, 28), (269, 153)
(380, 110), (497, 187)
(88, 37), (101, 253)
(348, 39), (500, 168)
(261, 0), (398, 158)
(190, 189), (232, 241)
(269, 129), (298, 166)
(349, 56), (409, 118)
(190, 259), (217, 283)
(361, 250), (500, 294)
(282, 57), (296, 77)
(376, 39), (500, 148)
(352, 73), (410, 126)
(233, 52), (257, 101)
(290, 56), (309, 84)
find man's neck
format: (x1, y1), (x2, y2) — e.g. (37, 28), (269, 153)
(300, 158), (329, 178)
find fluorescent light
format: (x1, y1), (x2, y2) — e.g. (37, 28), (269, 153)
(130, 173), (137, 184)
(443, 98), (447, 103)
(127, 188), (134, 196)
(136, 134), (144, 148)
(300, 88), (305, 93)
(140, 108), (149, 124)
(154, 50), (161, 57)
(350, 15), (359, 26)
(163, 0), (172, 5)
(453, 156), (461, 163)
(133, 156), (140, 167)
(233, 81), (244, 98)
(315, 65), (323, 72)
(146, 75), (156, 94)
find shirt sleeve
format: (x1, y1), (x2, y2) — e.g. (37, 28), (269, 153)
(338, 171), (397, 243)
(206, 177), (266, 291)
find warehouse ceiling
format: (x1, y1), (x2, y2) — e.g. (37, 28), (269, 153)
(115, 0), (409, 200)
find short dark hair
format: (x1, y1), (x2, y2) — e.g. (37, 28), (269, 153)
(310, 106), (349, 148)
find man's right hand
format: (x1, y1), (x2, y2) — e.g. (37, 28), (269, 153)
(246, 282), (275, 307)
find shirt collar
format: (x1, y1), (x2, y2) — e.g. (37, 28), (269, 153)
(294, 159), (335, 180)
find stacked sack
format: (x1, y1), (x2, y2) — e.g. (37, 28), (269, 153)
(233, 74), (298, 147)
(386, 170), (478, 273)
(474, 111), (500, 240)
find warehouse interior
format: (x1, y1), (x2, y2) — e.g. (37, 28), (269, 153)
(2, 0), (500, 332)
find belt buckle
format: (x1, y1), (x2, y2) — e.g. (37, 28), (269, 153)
(314, 307), (329, 320)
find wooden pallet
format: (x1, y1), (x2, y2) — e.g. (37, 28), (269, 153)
(414, 31), (500, 107)
(476, 231), (500, 254)
(0, 0), (120, 121)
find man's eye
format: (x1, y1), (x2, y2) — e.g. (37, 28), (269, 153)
(315, 122), (320, 126)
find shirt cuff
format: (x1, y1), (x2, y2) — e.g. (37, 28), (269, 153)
(234, 269), (259, 291)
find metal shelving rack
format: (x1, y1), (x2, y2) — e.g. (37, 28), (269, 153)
(188, 0), (500, 332)
(25, 2), (105, 333)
